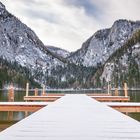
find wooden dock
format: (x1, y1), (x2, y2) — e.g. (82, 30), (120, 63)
(1, 102), (140, 113)
(87, 93), (111, 96)
(24, 95), (62, 102)
(91, 96), (130, 102)
(0, 102), (49, 112)
(104, 102), (140, 113)
(0, 94), (140, 140)
(24, 95), (130, 102)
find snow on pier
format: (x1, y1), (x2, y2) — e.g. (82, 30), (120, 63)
(0, 94), (140, 140)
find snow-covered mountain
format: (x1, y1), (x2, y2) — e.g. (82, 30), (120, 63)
(1, 1), (140, 88)
(100, 30), (140, 87)
(68, 20), (140, 67)
(0, 2), (64, 84)
(46, 46), (70, 58)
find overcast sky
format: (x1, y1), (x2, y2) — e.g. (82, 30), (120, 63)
(1, 0), (140, 52)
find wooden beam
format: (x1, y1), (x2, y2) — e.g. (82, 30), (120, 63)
(46, 94), (65, 96)
(91, 96), (130, 102)
(104, 102), (140, 112)
(24, 96), (61, 102)
(110, 106), (140, 113)
(0, 105), (46, 112)
(87, 93), (111, 96)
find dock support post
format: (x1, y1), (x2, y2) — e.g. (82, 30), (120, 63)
(26, 83), (29, 97)
(8, 84), (14, 102)
(7, 111), (13, 120)
(25, 111), (28, 118)
(42, 85), (46, 96)
(114, 88), (118, 96)
(124, 83), (128, 97)
(107, 82), (111, 95)
(34, 88), (38, 96)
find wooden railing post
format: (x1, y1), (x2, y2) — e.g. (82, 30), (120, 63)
(25, 111), (28, 118)
(34, 88), (38, 96)
(7, 111), (13, 120)
(8, 84), (14, 102)
(26, 83), (29, 97)
(107, 82), (111, 95)
(114, 88), (118, 96)
(42, 85), (46, 96)
(124, 83), (128, 97)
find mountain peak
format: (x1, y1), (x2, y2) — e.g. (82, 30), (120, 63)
(113, 19), (129, 24)
(0, 2), (10, 18)
(68, 19), (140, 67)
(0, 2), (6, 15)
(0, 2), (5, 10)
(112, 19), (140, 28)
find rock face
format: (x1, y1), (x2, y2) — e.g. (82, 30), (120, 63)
(46, 46), (70, 58)
(0, 2), (64, 84)
(68, 20), (140, 67)
(100, 30), (140, 87)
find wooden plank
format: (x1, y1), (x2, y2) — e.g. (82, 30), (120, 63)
(110, 106), (140, 113)
(0, 102), (49, 112)
(24, 96), (61, 101)
(91, 96), (130, 102)
(0, 105), (45, 112)
(104, 102), (140, 112)
(0, 94), (140, 140)
(46, 93), (65, 96)
(87, 93), (111, 96)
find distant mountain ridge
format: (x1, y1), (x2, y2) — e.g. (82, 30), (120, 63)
(46, 46), (70, 58)
(68, 20), (140, 67)
(0, 2), (65, 85)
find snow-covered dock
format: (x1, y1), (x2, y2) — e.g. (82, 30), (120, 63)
(104, 102), (140, 112)
(0, 102), (50, 112)
(1, 101), (140, 112)
(24, 95), (62, 102)
(0, 94), (140, 140)
(90, 96), (130, 102)
(24, 95), (130, 102)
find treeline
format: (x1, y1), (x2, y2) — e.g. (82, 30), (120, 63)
(46, 63), (98, 88)
(0, 57), (40, 88)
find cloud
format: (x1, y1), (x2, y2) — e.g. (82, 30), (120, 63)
(1, 0), (140, 52)
(90, 0), (140, 26)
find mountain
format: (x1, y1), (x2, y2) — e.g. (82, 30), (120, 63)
(46, 46), (70, 58)
(68, 20), (140, 67)
(1, 2), (140, 88)
(0, 57), (40, 88)
(0, 2), (65, 86)
(100, 30), (140, 87)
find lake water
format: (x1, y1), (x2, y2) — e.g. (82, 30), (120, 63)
(0, 90), (140, 131)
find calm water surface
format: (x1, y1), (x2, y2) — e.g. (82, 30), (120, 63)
(0, 90), (140, 131)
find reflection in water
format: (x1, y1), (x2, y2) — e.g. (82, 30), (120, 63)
(127, 90), (140, 121)
(0, 112), (26, 121)
(0, 90), (140, 132)
(0, 121), (17, 132)
(0, 90), (34, 131)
